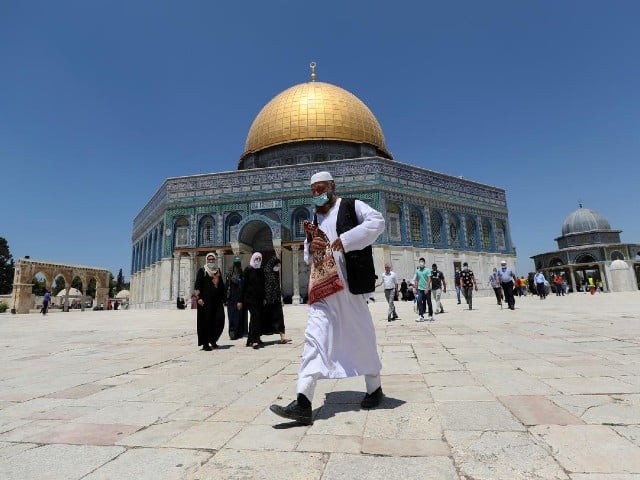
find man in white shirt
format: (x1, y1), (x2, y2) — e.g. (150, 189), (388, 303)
(534, 270), (547, 299)
(270, 171), (385, 426)
(377, 263), (398, 322)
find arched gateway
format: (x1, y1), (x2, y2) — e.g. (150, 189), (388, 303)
(11, 258), (111, 314)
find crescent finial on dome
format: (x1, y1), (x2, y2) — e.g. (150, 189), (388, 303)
(310, 62), (316, 82)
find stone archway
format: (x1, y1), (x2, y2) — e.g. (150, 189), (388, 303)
(11, 258), (111, 314)
(231, 215), (282, 257)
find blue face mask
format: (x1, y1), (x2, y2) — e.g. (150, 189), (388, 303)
(312, 192), (330, 207)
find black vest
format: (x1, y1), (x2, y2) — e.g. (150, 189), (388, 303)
(336, 198), (376, 295)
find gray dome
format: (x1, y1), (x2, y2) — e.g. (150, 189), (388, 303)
(561, 207), (611, 236)
(610, 259), (629, 271)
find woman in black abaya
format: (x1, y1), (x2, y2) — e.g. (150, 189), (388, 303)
(194, 252), (226, 350)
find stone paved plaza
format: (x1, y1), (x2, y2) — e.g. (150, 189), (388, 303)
(1, 291), (639, 479)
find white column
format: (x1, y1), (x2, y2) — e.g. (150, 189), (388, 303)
(171, 254), (181, 302)
(216, 249), (225, 278)
(292, 245), (300, 304)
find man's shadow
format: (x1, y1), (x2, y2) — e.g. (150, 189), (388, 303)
(272, 390), (406, 429)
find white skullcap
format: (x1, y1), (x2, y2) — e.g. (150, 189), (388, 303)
(310, 171), (333, 185)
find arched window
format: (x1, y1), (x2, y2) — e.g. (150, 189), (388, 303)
(481, 219), (491, 249)
(387, 203), (401, 242)
(549, 257), (564, 267)
(495, 220), (506, 250)
(200, 216), (214, 246)
(225, 213), (242, 243)
(465, 217), (476, 247)
(175, 217), (189, 247)
(575, 253), (596, 264)
(410, 208), (423, 243)
(430, 210), (443, 244)
(292, 208), (310, 240)
(610, 251), (624, 261)
(448, 215), (460, 246)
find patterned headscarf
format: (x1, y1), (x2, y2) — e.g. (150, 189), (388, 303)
(203, 252), (219, 277)
(249, 252), (262, 269)
(263, 256), (281, 304)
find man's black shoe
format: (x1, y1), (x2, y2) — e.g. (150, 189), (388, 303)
(360, 387), (384, 409)
(269, 400), (313, 425)
(202, 344), (212, 351)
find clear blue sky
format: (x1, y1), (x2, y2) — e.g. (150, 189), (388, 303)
(2, 0), (639, 279)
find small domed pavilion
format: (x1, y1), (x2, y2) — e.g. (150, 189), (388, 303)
(531, 205), (640, 292)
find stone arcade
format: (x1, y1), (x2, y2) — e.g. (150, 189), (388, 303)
(130, 66), (516, 308)
(11, 258), (110, 314)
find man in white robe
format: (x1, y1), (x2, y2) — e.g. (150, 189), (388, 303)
(270, 171), (385, 425)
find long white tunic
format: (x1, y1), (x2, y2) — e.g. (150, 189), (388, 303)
(300, 198), (385, 380)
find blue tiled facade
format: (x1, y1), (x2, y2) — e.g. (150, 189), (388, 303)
(131, 156), (514, 276)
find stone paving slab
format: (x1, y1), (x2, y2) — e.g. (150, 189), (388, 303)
(445, 430), (569, 479)
(0, 291), (638, 479)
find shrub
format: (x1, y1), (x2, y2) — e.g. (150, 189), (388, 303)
(0, 301), (8, 313)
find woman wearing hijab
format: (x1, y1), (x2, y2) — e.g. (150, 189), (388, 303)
(225, 257), (247, 340)
(194, 252), (226, 351)
(263, 256), (291, 344)
(237, 252), (265, 349)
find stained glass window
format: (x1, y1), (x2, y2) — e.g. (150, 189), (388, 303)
(481, 219), (491, 249)
(175, 218), (189, 247)
(465, 217), (476, 247)
(200, 217), (214, 245)
(410, 209), (422, 243)
(430, 211), (443, 244)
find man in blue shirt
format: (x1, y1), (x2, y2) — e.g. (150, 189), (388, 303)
(534, 270), (547, 299)
(412, 257), (433, 321)
(497, 260), (516, 310)
(42, 290), (51, 315)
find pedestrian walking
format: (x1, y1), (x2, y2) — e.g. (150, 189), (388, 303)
(194, 252), (226, 350)
(377, 263), (398, 321)
(534, 270), (547, 299)
(412, 258), (433, 321)
(497, 260), (516, 310)
(459, 262), (477, 310)
(429, 263), (446, 315)
(270, 171), (385, 426)
(488, 268), (503, 306)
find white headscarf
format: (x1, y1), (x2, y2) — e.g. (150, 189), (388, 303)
(249, 252), (262, 269)
(203, 252), (219, 277)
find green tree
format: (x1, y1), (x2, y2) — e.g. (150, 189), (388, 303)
(115, 268), (124, 293)
(71, 277), (83, 291)
(52, 275), (66, 296)
(109, 272), (115, 297)
(87, 278), (97, 298)
(0, 237), (15, 295)
(31, 277), (46, 296)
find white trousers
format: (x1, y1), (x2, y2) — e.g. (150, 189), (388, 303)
(298, 373), (381, 402)
(432, 288), (443, 312)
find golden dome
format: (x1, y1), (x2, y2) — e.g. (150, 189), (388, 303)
(242, 81), (390, 158)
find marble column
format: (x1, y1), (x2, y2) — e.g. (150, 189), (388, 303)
(292, 245), (300, 304)
(171, 253), (181, 302)
(569, 267), (577, 293)
(216, 249), (225, 278)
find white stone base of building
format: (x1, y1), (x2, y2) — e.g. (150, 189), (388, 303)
(130, 247), (517, 309)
